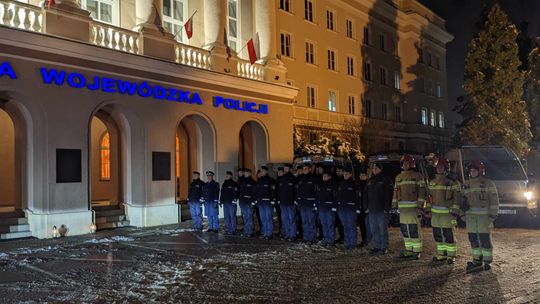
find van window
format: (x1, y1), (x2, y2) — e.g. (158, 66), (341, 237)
(482, 160), (527, 180)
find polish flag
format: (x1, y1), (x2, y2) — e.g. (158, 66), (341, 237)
(47, 0), (55, 8)
(184, 16), (193, 39)
(247, 33), (260, 64)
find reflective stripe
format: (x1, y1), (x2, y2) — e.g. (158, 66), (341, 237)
(307, 198), (316, 200)
(429, 185), (451, 190)
(463, 187), (497, 194)
(261, 198), (270, 201)
(323, 201), (333, 204)
(396, 181), (420, 186)
(432, 206), (450, 214)
(398, 201), (417, 208)
(243, 196), (252, 198)
(345, 202), (357, 206)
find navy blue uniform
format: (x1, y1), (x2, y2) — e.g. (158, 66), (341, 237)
(239, 176), (256, 235)
(188, 178), (205, 229)
(336, 178), (361, 249)
(316, 179), (338, 245)
(296, 173), (318, 242)
(220, 179), (239, 234)
(277, 172), (296, 239)
(203, 180), (220, 231)
(255, 175), (276, 238)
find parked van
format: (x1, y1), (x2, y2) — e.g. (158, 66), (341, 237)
(446, 145), (534, 226)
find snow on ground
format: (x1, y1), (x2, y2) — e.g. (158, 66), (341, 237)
(83, 236), (135, 243)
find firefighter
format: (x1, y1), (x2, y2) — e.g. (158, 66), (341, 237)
(336, 167), (361, 250)
(427, 156), (461, 264)
(392, 155), (427, 259)
(255, 166), (276, 240)
(316, 170), (337, 246)
(277, 164), (296, 241)
(461, 160), (499, 272)
(296, 164), (318, 243)
(203, 171), (220, 233)
(187, 171), (205, 230)
(220, 171), (239, 235)
(239, 168), (257, 237)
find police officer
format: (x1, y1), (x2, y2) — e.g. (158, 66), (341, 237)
(255, 166), (276, 240)
(316, 170), (337, 246)
(392, 155), (427, 259)
(221, 171), (239, 235)
(336, 167), (361, 250)
(277, 163), (296, 241)
(334, 166), (345, 243)
(427, 156), (461, 264)
(296, 164), (318, 243)
(187, 171), (205, 230)
(462, 160), (499, 272)
(239, 168), (257, 237)
(237, 168), (245, 184)
(203, 171), (220, 233)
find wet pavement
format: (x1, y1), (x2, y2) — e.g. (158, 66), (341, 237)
(1, 223), (540, 303)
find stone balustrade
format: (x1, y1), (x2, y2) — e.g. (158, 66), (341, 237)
(237, 59), (264, 81)
(0, 0), (43, 32)
(174, 44), (211, 70)
(90, 22), (140, 54)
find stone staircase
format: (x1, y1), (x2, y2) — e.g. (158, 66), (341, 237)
(0, 209), (32, 240)
(93, 205), (130, 230)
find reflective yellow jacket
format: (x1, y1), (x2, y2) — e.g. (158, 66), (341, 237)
(427, 173), (461, 214)
(462, 176), (499, 217)
(392, 170), (427, 209)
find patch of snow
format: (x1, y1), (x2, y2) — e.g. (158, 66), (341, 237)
(0, 252), (9, 259)
(84, 236), (135, 243)
(13, 246), (60, 255)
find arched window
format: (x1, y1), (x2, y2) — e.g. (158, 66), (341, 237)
(100, 132), (111, 181)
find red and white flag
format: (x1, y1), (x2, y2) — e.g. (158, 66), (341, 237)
(184, 16), (193, 39)
(247, 32), (260, 64)
(47, 0), (55, 8)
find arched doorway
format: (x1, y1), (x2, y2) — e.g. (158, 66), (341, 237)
(239, 121), (268, 173)
(175, 114), (215, 202)
(0, 107), (17, 212)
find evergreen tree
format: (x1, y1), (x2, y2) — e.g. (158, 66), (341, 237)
(457, 4), (531, 156)
(526, 41), (540, 148)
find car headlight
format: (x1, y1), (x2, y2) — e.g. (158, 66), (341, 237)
(524, 191), (534, 201)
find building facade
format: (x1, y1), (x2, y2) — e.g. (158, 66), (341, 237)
(0, 0), (451, 239)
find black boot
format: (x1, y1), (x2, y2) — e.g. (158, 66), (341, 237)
(466, 260), (483, 273)
(484, 262), (492, 271)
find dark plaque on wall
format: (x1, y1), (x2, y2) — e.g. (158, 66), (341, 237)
(56, 149), (82, 183)
(152, 152), (171, 181)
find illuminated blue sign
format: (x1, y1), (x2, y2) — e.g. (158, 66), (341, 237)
(0, 62), (269, 114)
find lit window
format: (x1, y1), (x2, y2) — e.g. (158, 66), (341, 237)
(348, 96), (356, 114)
(81, 0), (119, 25)
(380, 67), (387, 85)
(100, 132), (111, 181)
(280, 0), (291, 12)
(363, 27), (370, 45)
(347, 56), (355, 76)
(304, 0), (314, 22)
(438, 112), (445, 128)
(163, 0), (187, 43)
(326, 9), (335, 31)
(280, 32), (292, 57)
(307, 86), (316, 108)
(327, 49), (336, 71)
(363, 62), (371, 81)
(394, 71), (401, 89)
(430, 110), (436, 127)
(381, 103), (388, 120)
(362, 98), (372, 118)
(328, 90), (337, 112)
(227, 0), (240, 51)
(346, 19), (354, 38)
(421, 107), (428, 125)
(305, 41), (315, 64)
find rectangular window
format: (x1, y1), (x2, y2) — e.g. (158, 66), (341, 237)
(363, 62), (371, 81)
(418, 78), (425, 93)
(280, 0), (291, 12)
(227, 0), (240, 51)
(348, 95), (356, 114)
(346, 19), (354, 38)
(326, 9), (335, 31)
(421, 107), (428, 125)
(304, 0), (314, 22)
(438, 112), (445, 128)
(380, 67), (387, 85)
(430, 110), (436, 127)
(328, 90), (337, 112)
(280, 32), (292, 57)
(381, 103), (388, 120)
(305, 41), (315, 64)
(307, 85), (316, 108)
(347, 56), (355, 76)
(394, 105), (402, 122)
(163, 0), (187, 43)
(379, 33), (386, 51)
(436, 83), (442, 98)
(362, 98), (372, 118)
(363, 27), (370, 45)
(327, 49), (336, 71)
(81, 0), (119, 25)
(436, 56), (441, 70)
(393, 38), (398, 56)
(427, 80), (433, 95)
(427, 52), (432, 66)
(394, 71), (401, 89)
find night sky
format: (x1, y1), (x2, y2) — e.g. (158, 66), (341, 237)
(419, 0), (540, 125)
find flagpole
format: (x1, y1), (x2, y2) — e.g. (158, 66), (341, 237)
(236, 32), (258, 56)
(173, 10), (198, 40)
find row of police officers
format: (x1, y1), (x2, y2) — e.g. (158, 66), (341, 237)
(187, 155), (499, 273)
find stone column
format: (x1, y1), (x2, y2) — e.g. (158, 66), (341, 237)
(203, 0), (237, 75)
(134, 0), (176, 61)
(254, 0), (287, 83)
(43, 0), (92, 42)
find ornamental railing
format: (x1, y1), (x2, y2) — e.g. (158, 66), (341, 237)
(237, 59), (264, 81)
(0, 0), (43, 32)
(174, 43), (211, 70)
(90, 21), (140, 54)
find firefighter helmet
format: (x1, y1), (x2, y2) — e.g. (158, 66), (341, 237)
(400, 154), (416, 169)
(435, 156), (450, 172)
(467, 160), (486, 176)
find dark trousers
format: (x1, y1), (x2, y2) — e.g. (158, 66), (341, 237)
(299, 205), (316, 242)
(259, 204), (274, 237)
(338, 207), (358, 249)
(240, 203), (254, 235)
(369, 212), (389, 250)
(318, 208), (336, 244)
(223, 202), (237, 233)
(280, 204), (297, 239)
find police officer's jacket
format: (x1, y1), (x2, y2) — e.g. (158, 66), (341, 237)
(220, 179), (239, 204)
(392, 169), (427, 210)
(277, 172), (296, 205)
(188, 178), (205, 203)
(362, 174), (393, 213)
(296, 173), (318, 206)
(203, 180), (220, 205)
(428, 173), (461, 214)
(316, 179), (337, 211)
(336, 178), (360, 210)
(461, 176), (499, 217)
(239, 176), (256, 205)
(255, 175), (276, 206)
